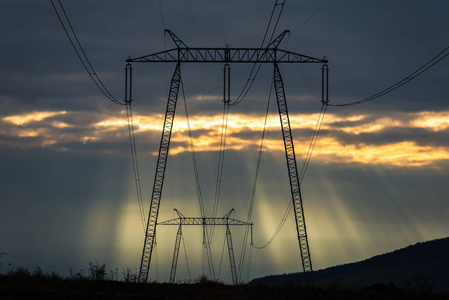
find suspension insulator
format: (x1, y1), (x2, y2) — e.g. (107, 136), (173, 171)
(223, 64), (231, 104)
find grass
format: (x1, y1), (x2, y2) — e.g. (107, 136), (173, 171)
(1, 263), (449, 299)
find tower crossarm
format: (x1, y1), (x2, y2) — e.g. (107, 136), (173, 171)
(127, 48), (327, 64)
(266, 29), (290, 49)
(158, 217), (251, 226)
(164, 29), (189, 49)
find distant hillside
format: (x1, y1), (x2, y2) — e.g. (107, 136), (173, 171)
(250, 237), (449, 293)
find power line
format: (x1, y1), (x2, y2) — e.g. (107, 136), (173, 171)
(231, 0), (327, 107)
(330, 46), (449, 107)
(208, 102), (230, 245)
(292, 0), (327, 33)
(231, 0), (287, 106)
(180, 74), (216, 280)
(299, 103), (327, 181)
(158, 0), (166, 31)
(237, 74), (275, 281)
(180, 75), (206, 219)
(252, 103), (327, 250)
(50, 0), (124, 105)
(126, 103), (146, 232)
(181, 234), (192, 281)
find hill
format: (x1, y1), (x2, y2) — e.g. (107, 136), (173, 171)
(250, 237), (449, 293)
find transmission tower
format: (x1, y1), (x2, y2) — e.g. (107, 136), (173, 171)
(126, 29), (329, 283)
(158, 209), (251, 284)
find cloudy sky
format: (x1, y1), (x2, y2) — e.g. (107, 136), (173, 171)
(1, 0), (449, 283)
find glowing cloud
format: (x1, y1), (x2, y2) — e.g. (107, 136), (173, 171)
(3, 111), (67, 126)
(2, 109), (449, 167)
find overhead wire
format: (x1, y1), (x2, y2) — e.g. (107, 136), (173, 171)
(180, 73), (216, 280)
(330, 45), (449, 107)
(236, 0), (289, 281)
(253, 103), (327, 250)
(242, 1), (330, 264)
(158, 0), (166, 31)
(217, 233), (228, 280)
(230, 0), (286, 106)
(267, 1), (286, 43)
(213, 103), (230, 220)
(245, 19), (328, 253)
(50, 0), (124, 105)
(180, 75), (206, 219)
(299, 103), (327, 181)
(126, 104), (147, 232)
(208, 102), (230, 245)
(292, 0), (327, 33)
(181, 233), (192, 282)
(245, 229), (254, 282)
(237, 74), (274, 281)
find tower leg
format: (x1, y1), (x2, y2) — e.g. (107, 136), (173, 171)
(226, 225), (238, 285)
(273, 63), (313, 274)
(138, 63), (182, 283)
(169, 225), (183, 283)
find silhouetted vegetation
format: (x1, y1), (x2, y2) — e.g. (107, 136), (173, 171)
(2, 238), (449, 299)
(1, 264), (449, 299)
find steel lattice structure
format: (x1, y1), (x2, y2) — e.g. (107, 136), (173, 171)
(160, 209), (250, 284)
(273, 63), (312, 273)
(126, 29), (328, 283)
(136, 62), (182, 282)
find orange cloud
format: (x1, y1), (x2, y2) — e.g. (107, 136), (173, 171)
(2, 109), (449, 167)
(3, 111), (67, 126)
(311, 138), (449, 167)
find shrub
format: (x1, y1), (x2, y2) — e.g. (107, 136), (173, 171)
(121, 267), (138, 283)
(88, 261), (107, 281)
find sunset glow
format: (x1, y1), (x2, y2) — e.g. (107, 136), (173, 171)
(2, 109), (449, 167)
(3, 111), (67, 126)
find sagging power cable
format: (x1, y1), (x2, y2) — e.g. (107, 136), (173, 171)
(181, 234), (192, 281)
(213, 103), (230, 220)
(208, 102), (230, 243)
(292, 0), (327, 33)
(231, 0), (286, 106)
(126, 103), (146, 232)
(237, 74), (275, 281)
(330, 45), (449, 107)
(299, 103), (327, 181)
(180, 74), (216, 280)
(50, 0), (124, 105)
(252, 103), (327, 250)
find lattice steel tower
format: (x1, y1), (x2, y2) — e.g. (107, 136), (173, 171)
(125, 30), (329, 283)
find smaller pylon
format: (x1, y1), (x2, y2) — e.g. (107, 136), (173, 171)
(159, 209), (251, 284)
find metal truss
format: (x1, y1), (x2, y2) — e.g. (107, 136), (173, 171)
(158, 217), (251, 226)
(161, 209), (251, 284)
(127, 29), (326, 65)
(226, 225), (237, 285)
(131, 30), (327, 282)
(169, 225), (183, 283)
(128, 47), (326, 64)
(138, 62), (182, 283)
(273, 63), (312, 273)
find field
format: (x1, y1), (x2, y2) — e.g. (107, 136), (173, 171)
(1, 266), (449, 300)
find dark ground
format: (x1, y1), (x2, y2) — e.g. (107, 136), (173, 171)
(2, 275), (449, 300)
(251, 237), (449, 294)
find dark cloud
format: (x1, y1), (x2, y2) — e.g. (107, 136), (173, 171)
(330, 127), (449, 148)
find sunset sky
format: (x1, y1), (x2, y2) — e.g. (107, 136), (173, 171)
(1, 0), (448, 283)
